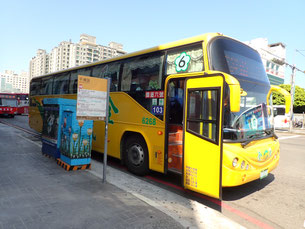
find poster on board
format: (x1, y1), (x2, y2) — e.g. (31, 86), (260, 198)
(76, 75), (110, 183)
(76, 75), (108, 121)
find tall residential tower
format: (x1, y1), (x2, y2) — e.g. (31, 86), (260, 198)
(29, 34), (126, 79)
(0, 70), (29, 93)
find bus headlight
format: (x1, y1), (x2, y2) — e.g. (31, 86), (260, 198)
(232, 158), (238, 167)
(246, 164), (249, 170)
(240, 160), (245, 169)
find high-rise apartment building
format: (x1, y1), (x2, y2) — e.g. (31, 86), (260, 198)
(29, 49), (49, 80)
(0, 70), (29, 93)
(29, 34), (126, 79)
(49, 41), (72, 73)
(245, 38), (286, 85)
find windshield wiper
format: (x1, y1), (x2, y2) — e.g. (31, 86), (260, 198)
(241, 130), (275, 148)
(267, 129), (278, 139)
(241, 133), (261, 147)
(264, 129), (278, 139)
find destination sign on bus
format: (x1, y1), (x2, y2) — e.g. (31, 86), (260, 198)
(145, 91), (164, 99)
(0, 94), (16, 99)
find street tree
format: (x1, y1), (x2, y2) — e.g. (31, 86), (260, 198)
(272, 84), (305, 113)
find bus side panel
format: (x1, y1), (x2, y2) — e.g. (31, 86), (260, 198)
(29, 94), (76, 132)
(29, 93), (166, 173)
(29, 106), (43, 132)
(29, 95), (45, 132)
(92, 92), (165, 173)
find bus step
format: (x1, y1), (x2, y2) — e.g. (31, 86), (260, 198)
(168, 167), (182, 175)
(56, 159), (91, 171)
(168, 131), (183, 142)
(168, 143), (182, 154)
(168, 143), (183, 172)
(168, 154), (182, 172)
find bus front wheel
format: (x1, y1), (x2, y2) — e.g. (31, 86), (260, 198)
(125, 136), (149, 176)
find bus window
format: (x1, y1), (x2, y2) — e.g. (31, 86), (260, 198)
(102, 63), (121, 91)
(30, 79), (41, 96)
(121, 54), (164, 92)
(121, 53), (164, 120)
(274, 107), (285, 116)
(0, 98), (17, 107)
(78, 67), (92, 76)
(69, 67), (91, 93)
(91, 64), (104, 78)
(91, 63), (121, 91)
(53, 73), (70, 94)
(40, 77), (53, 95)
(70, 71), (78, 94)
(166, 43), (204, 75)
(187, 89), (219, 143)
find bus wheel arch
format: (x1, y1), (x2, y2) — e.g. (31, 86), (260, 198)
(121, 131), (149, 176)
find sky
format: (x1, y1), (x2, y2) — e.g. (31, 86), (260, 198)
(1, 0), (305, 88)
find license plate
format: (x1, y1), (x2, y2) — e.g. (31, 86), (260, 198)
(260, 169), (268, 179)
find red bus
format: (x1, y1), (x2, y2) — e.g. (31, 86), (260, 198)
(0, 93), (18, 118)
(16, 93), (29, 115)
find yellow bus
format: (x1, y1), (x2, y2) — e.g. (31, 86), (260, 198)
(29, 33), (290, 199)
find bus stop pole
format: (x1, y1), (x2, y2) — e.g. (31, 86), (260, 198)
(103, 78), (111, 183)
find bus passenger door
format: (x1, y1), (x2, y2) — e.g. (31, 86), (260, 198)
(183, 75), (224, 199)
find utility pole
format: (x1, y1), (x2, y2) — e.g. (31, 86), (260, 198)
(273, 49), (305, 132)
(289, 65), (296, 132)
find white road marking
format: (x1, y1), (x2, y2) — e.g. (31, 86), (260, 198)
(18, 134), (42, 147)
(278, 135), (301, 140)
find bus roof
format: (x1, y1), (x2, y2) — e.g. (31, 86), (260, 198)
(31, 32), (224, 81)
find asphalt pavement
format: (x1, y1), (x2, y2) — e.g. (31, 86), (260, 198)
(0, 121), (243, 229)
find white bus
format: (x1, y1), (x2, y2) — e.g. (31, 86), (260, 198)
(273, 105), (290, 129)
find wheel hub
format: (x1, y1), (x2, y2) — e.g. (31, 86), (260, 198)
(128, 144), (144, 166)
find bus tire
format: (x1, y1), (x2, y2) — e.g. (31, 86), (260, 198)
(124, 135), (149, 176)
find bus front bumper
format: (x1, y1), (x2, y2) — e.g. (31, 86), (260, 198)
(222, 155), (280, 187)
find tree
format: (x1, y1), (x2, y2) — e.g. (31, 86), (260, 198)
(272, 84), (305, 113)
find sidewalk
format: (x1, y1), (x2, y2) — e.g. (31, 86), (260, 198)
(0, 123), (243, 229)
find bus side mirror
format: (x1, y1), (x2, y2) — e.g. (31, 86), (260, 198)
(229, 84), (240, 113)
(223, 73), (241, 113)
(267, 85), (291, 114)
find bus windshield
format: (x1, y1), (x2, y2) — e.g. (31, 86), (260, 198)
(0, 98), (17, 107)
(209, 37), (274, 142)
(273, 106), (285, 116)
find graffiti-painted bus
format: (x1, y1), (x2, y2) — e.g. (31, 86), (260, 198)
(29, 33), (290, 199)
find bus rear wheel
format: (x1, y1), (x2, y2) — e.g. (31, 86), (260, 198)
(125, 136), (149, 176)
